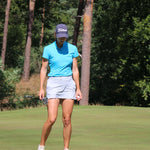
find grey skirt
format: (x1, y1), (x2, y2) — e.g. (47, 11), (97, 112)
(46, 76), (76, 100)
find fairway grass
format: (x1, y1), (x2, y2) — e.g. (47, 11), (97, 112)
(0, 106), (150, 150)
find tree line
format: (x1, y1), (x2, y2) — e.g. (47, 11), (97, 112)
(0, 0), (150, 109)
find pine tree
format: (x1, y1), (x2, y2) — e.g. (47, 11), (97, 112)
(22, 0), (36, 81)
(80, 0), (94, 105)
(1, 0), (11, 70)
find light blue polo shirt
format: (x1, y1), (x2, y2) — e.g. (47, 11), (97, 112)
(42, 41), (79, 77)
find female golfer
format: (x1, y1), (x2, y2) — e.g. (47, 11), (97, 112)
(38, 24), (82, 150)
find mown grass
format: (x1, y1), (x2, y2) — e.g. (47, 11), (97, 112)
(0, 105), (150, 150)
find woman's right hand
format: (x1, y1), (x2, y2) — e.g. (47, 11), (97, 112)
(39, 89), (45, 100)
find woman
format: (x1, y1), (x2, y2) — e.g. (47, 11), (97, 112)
(38, 24), (82, 150)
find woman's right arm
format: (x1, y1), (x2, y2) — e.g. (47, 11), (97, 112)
(39, 58), (48, 100)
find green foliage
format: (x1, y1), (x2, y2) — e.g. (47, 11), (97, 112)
(0, 57), (21, 111)
(0, 0), (80, 110)
(1, 0), (150, 107)
(30, 46), (43, 73)
(131, 15), (150, 102)
(0, 0), (28, 68)
(0, 58), (21, 100)
(33, 0), (78, 46)
(8, 95), (41, 110)
(134, 77), (150, 101)
(91, 0), (150, 106)
(5, 24), (26, 68)
(0, 57), (41, 110)
(0, 1), (7, 49)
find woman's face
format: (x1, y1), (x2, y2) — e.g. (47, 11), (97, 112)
(57, 37), (66, 45)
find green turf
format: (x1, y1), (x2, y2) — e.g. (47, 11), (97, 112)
(0, 106), (150, 150)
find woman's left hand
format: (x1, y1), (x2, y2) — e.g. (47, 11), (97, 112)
(76, 89), (82, 101)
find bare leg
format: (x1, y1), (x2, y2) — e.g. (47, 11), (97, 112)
(62, 99), (74, 149)
(40, 99), (60, 146)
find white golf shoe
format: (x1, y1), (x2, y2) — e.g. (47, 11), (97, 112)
(37, 145), (45, 150)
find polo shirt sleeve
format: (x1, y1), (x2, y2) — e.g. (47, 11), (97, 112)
(73, 46), (79, 58)
(42, 46), (49, 60)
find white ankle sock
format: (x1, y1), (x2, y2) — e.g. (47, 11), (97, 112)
(64, 148), (69, 150)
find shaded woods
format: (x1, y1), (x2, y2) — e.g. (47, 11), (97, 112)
(0, 0), (150, 111)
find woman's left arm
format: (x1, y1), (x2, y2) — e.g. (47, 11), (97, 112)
(72, 58), (82, 101)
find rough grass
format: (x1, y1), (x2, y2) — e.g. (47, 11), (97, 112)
(0, 106), (150, 150)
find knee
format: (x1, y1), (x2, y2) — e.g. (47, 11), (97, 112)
(47, 118), (56, 126)
(63, 116), (71, 127)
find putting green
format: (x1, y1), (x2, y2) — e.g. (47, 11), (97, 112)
(0, 105), (150, 150)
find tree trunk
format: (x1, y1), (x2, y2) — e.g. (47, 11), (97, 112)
(80, 0), (94, 105)
(40, 0), (45, 47)
(72, 0), (84, 46)
(22, 0), (36, 81)
(1, 0), (11, 70)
